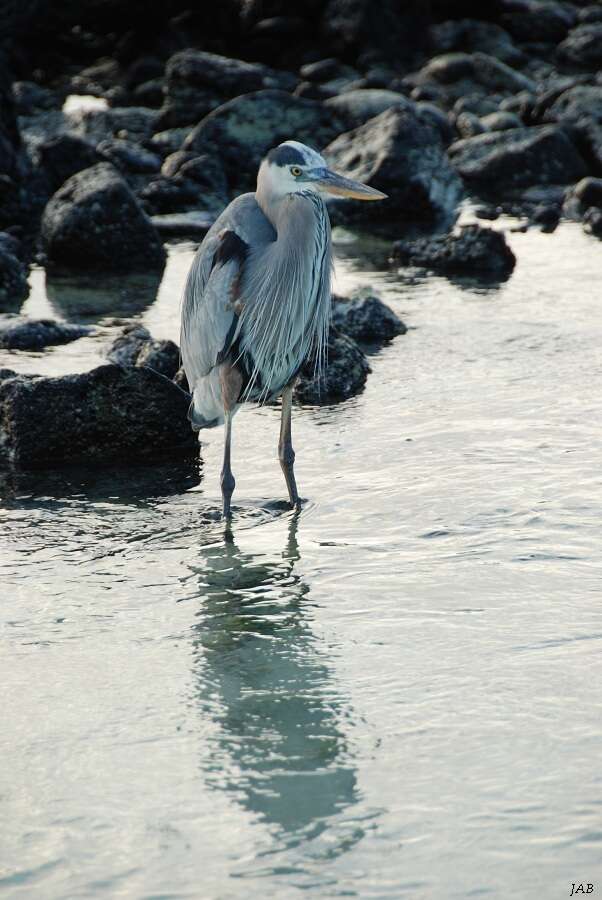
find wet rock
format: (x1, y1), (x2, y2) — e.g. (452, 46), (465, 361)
(557, 23), (602, 66)
(563, 176), (602, 218)
(332, 294), (406, 342)
(160, 49), (297, 128)
(448, 126), (587, 191)
(0, 249), (29, 310)
(107, 325), (180, 379)
(295, 330), (370, 405)
(324, 105), (463, 230)
(0, 365), (196, 470)
(184, 90), (345, 190)
(36, 135), (105, 194)
(96, 139), (161, 174)
(391, 224), (516, 276)
(41, 163), (166, 272)
(106, 324), (152, 366)
(429, 19), (524, 66)
(530, 203), (561, 232)
(583, 207), (602, 236)
(324, 90), (413, 127)
(0, 315), (90, 350)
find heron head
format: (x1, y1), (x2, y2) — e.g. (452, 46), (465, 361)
(258, 140), (387, 202)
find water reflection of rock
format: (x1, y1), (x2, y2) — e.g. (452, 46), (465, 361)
(45, 268), (162, 324)
(188, 515), (358, 843)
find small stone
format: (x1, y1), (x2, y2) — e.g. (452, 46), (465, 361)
(332, 294), (406, 342)
(0, 315), (90, 350)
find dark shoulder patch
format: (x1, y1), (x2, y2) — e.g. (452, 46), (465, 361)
(212, 230), (248, 270)
(266, 144), (306, 167)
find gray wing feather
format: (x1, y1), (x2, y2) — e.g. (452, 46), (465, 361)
(180, 194), (276, 396)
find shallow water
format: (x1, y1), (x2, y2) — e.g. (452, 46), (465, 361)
(2, 219), (602, 899)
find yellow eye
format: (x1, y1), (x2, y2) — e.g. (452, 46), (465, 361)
(291, 166), (302, 177)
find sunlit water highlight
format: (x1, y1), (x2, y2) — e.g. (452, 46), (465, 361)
(1, 219), (602, 899)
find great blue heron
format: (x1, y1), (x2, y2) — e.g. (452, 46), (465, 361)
(181, 140), (386, 517)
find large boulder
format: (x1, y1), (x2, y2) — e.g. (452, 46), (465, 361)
(41, 163), (166, 272)
(160, 49), (298, 128)
(448, 126), (587, 191)
(0, 315), (90, 350)
(391, 224), (516, 277)
(184, 90), (345, 190)
(295, 329), (370, 404)
(324, 89), (413, 127)
(0, 365), (196, 469)
(324, 105), (463, 230)
(545, 85), (602, 172)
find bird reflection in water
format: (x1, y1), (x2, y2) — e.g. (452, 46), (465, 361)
(188, 513), (359, 851)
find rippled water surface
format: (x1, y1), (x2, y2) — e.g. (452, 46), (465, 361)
(2, 220), (602, 899)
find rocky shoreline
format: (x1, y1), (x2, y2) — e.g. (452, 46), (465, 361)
(1, 0), (601, 469)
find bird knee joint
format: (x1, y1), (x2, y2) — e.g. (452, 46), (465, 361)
(279, 444), (295, 467)
(221, 470), (235, 494)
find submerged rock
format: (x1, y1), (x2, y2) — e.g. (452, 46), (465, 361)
(295, 329), (370, 405)
(0, 315), (90, 350)
(325, 105), (463, 230)
(392, 224), (516, 276)
(0, 249), (29, 310)
(448, 126), (587, 191)
(41, 163), (166, 272)
(0, 365), (196, 469)
(332, 294), (406, 342)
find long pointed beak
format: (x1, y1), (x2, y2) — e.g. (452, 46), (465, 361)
(310, 168), (387, 201)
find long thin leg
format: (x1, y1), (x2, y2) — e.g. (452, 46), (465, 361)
(278, 384), (299, 507)
(221, 410), (235, 519)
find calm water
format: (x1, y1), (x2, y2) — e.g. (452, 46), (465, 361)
(1, 218), (602, 899)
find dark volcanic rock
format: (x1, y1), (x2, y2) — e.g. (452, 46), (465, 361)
(545, 85), (602, 172)
(140, 151), (228, 216)
(583, 207), (602, 236)
(500, 2), (576, 42)
(96, 139), (161, 174)
(37, 135), (105, 194)
(530, 203), (561, 231)
(324, 90), (413, 127)
(0, 250), (29, 310)
(324, 105), (463, 230)
(107, 325), (180, 379)
(295, 330), (370, 405)
(410, 52), (535, 106)
(0, 365), (196, 470)
(321, 0), (430, 67)
(429, 19), (523, 66)
(563, 176), (602, 218)
(41, 163), (166, 272)
(392, 225), (516, 276)
(184, 91), (345, 189)
(448, 126), (587, 190)
(0, 316), (90, 350)
(160, 49), (298, 128)
(332, 294), (406, 342)
(557, 23), (602, 66)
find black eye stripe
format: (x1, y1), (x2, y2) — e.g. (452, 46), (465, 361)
(266, 145), (306, 167)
